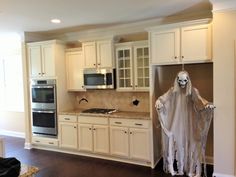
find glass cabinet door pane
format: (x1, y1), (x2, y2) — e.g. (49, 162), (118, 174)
(138, 78), (144, 87)
(125, 59), (130, 67)
(137, 48), (143, 57)
(124, 50), (130, 57)
(145, 78), (149, 87)
(124, 69), (131, 78)
(144, 58), (149, 67)
(137, 58), (143, 67)
(118, 50), (123, 58)
(144, 47), (148, 56)
(119, 79), (124, 87)
(137, 68), (143, 77)
(144, 68), (149, 77)
(125, 79), (131, 87)
(119, 69), (124, 78)
(119, 60), (124, 68)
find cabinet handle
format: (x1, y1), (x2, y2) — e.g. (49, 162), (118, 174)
(115, 122), (122, 124)
(48, 142), (54, 145)
(135, 123), (143, 126)
(64, 118), (70, 121)
(35, 140), (40, 143)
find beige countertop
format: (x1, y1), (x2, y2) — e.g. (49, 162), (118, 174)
(59, 109), (150, 120)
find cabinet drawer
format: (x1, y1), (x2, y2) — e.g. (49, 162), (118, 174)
(58, 115), (77, 122)
(78, 116), (108, 125)
(110, 118), (150, 128)
(32, 137), (58, 147)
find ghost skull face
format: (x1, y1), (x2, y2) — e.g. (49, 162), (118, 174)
(177, 72), (189, 88)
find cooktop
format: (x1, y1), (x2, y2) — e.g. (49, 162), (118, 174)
(82, 108), (117, 114)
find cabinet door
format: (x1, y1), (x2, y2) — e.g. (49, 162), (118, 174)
(129, 128), (150, 161)
(181, 24), (211, 62)
(116, 47), (133, 91)
(59, 122), (78, 149)
(151, 28), (180, 64)
(93, 125), (109, 154)
(96, 40), (113, 68)
(133, 45), (149, 91)
(83, 42), (97, 68)
(78, 124), (93, 152)
(28, 45), (42, 77)
(41, 44), (55, 77)
(66, 51), (85, 91)
(110, 126), (129, 157)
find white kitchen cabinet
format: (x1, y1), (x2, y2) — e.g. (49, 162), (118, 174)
(32, 136), (58, 147)
(110, 126), (129, 157)
(116, 40), (149, 91)
(65, 48), (85, 91)
(149, 21), (212, 65)
(78, 116), (109, 154)
(58, 115), (78, 149)
(129, 128), (150, 161)
(83, 39), (114, 69)
(109, 118), (151, 161)
(78, 123), (93, 151)
(27, 40), (64, 78)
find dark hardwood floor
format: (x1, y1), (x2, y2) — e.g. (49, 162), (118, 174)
(2, 135), (213, 177)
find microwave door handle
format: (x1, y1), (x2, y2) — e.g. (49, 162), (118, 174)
(33, 110), (55, 114)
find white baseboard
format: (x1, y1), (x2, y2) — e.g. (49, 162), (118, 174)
(24, 142), (32, 149)
(0, 129), (25, 138)
(213, 173), (236, 177)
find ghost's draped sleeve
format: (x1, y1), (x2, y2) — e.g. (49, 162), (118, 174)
(156, 87), (174, 110)
(191, 88), (208, 112)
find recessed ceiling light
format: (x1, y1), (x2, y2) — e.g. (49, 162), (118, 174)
(51, 19), (61, 24)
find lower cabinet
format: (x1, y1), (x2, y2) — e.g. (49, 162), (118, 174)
(32, 136), (58, 147)
(56, 115), (151, 164)
(58, 115), (78, 149)
(78, 116), (109, 154)
(110, 118), (151, 161)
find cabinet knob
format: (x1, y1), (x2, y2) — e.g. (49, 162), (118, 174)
(98, 63), (101, 66)
(181, 56), (184, 59)
(82, 86), (84, 88)
(135, 85), (138, 87)
(93, 64), (96, 66)
(74, 126), (76, 129)
(124, 131), (127, 134)
(89, 128), (92, 130)
(38, 73), (41, 75)
(174, 56), (177, 59)
(130, 132), (133, 134)
(93, 128), (96, 130)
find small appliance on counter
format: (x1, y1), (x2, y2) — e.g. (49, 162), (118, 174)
(83, 68), (116, 89)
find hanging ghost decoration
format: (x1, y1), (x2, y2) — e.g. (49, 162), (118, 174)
(155, 71), (214, 177)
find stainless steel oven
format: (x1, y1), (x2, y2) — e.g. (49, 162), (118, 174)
(32, 109), (57, 136)
(31, 79), (56, 110)
(31, 79), (57, 136)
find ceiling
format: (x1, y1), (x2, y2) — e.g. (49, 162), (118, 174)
(0, 0), (212, 34)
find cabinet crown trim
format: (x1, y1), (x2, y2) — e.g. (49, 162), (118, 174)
(146, 18), (212, 32)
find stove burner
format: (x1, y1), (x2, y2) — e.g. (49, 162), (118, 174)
(82, 108), (116, 114)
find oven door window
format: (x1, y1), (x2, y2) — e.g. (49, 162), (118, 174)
(32, 87), (54, 103)
(32, 111), (56, 128)
(84, 74), (105, 85)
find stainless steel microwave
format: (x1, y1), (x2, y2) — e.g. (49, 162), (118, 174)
(83, 68), (116, 89)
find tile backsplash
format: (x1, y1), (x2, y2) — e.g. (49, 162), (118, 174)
(74, 90), (149, 112)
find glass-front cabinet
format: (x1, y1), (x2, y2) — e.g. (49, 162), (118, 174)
(116, 41), (149, 91)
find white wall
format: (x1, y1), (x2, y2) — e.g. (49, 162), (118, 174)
(213, 10), (236, 176)
(0, 111), (25, 137)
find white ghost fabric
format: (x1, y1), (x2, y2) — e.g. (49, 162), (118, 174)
(156, 71), (213, 177)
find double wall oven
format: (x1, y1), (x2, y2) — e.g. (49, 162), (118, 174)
(31, 79), (57, 136)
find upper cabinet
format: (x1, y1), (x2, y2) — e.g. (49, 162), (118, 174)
(65, 48), (85, 91)
(149, 20), (212, 65)
(115, 41), (149, 91)
(82, 39), (114, 69)
(27, 40), (64, 78)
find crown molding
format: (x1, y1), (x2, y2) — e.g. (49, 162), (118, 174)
(210, 0), (236, 12)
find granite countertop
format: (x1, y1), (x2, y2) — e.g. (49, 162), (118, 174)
(59, 109), (150, 120)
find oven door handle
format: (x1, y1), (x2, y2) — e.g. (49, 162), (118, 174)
(32, 85), (54, 89)
(33, 110), (55, 114)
